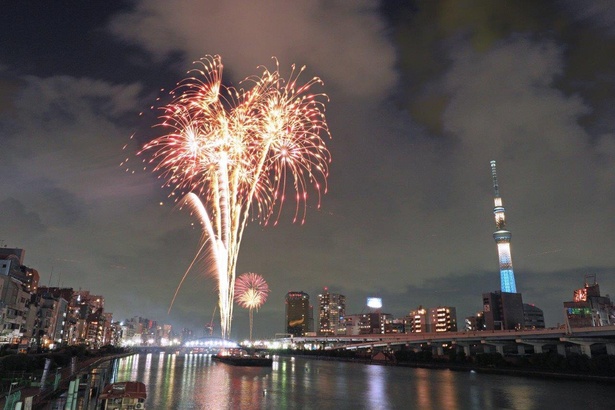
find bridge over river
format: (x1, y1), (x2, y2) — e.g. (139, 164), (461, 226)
(129, 325), (615, 359)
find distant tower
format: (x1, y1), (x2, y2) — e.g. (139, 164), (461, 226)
(490, 161), (517, 293)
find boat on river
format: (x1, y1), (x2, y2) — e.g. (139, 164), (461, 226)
(213, 349), (273, 367)
(99, 381), (147, 409)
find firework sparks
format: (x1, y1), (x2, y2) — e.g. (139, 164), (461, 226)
(235, 272), (270, 340)
(139, 55), (330, 339)
(235, 272), (270, 310)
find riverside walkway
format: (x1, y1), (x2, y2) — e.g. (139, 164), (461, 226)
(1, 353), (130, 409)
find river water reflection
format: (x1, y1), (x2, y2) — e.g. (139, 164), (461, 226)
(108, 353), (615, 409)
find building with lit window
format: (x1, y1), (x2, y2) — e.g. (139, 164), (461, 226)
(318, 288), (345, 336)
(564, 275), (614, 328)
(465, 311), (486, 331)
(343, 314), (362, 335)
(0, 248), (39, 293)
(31, 292), (69, 349)
(405, 307), (428, 333)
(404, 306), (457, 333)
(430, 306), (457, 332)
(385, 318), (405, 334)
(344, 312), (397, 335)
(285, 291), (313, 337)
(0, 274), (30, 345)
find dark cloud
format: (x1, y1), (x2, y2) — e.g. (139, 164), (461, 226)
(560, 0), (615, 36)
(108, 0), (398, 99)
(0, 197), (47, 238)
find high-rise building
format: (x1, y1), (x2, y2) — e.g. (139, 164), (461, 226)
(31, 293), (69, 349)
(384, 318), (405, 334)
(362, 312), (390, 334)
(404, 306), (457, 333)
(405, 306), (428, 333)
(0, 274), (30, 344)
(318, 288), (346, 336)
(343, 314), (362, 335)
(430, 306), (457, 332)
(285, 291), (313, 336)
(490, 161), (517, 293)
(22, 267), (39, 293)
(482, 291), (524, 330)
(0, 248), (34, 345)
(523, 303), (545, 329)
(465, 311), (486, 331)
(0, 248), (39, 293)
(0, 248), (25, 265)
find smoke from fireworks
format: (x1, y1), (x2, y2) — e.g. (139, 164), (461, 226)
(234, 272), (270, 340)
(138, 55), (330, 339)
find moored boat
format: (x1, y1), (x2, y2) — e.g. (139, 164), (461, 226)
(213, 349), (273, 367)
(99, 381), (147, 409)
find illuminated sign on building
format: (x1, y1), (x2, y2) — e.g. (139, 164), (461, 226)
(367, 298), (382, 309)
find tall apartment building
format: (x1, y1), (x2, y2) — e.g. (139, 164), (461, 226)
(1, 248), (39, 347)
(0, 274), (30, 344)
(37, 287), (74, 345)
(32, 292), (69, 349)
(465, 311), (486, 331)
(318, 288), (346, 336)
(66, 290), (107, 347)
(430, 306), (457, 332)
(0, 248), (39, 293)
(405, 306), (457, 333)
(405, 307), (428, 333)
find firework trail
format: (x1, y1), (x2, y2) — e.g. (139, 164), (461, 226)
(139, 55), (330, 339)
(234, 272), (270, 340)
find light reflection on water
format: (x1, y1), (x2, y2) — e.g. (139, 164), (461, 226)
(110, 354), (615, 410)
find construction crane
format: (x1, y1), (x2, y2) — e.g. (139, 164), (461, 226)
(205, 306), (217, 336)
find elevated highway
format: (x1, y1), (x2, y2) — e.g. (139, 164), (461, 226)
(272, 325), (615, 358)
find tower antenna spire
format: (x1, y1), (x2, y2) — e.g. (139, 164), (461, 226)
(490, 160), (517, 293)
(490, 160), (500, 198)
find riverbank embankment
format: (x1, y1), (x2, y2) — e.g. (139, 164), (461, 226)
(1, 351), (133, 408)
(274, 351), (615, 384)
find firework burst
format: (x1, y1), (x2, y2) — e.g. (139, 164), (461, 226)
(234, 272), (270, 340)
(138, 55), (330, 339)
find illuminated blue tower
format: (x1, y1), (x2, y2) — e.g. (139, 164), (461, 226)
(490, 161), (517, 293)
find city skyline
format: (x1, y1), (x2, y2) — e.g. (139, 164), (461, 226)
(0, 245), (599, 341)
(1, 2), (615, 339)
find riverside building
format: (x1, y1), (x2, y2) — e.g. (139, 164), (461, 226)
(564, 275), (615, 328)
(285, 291), (313, 337)
(318, 288), (346, 336)
(404, 306), (457, 333)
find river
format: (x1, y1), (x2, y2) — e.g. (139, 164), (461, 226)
(52, 352), (615, 409)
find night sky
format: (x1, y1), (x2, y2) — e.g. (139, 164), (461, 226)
(1, 1), (615, 340)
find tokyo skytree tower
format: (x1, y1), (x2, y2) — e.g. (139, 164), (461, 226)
(490, 161), (517, 293)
